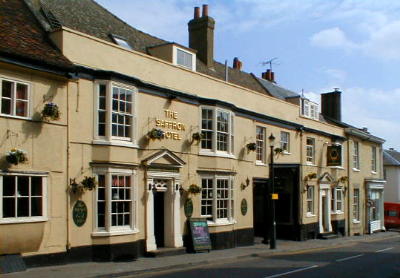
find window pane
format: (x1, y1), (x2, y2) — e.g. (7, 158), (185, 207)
(2, 80), (12, 98)
(17, 176), (29, 196)
(31, 197), (42, 216)
(16, 84), (28, 99)
(15, 100), (27, 117)
(3, 176), (15, 196)
(3, 198), (15, 217)
(1, 98), (11, 114)
(31, 177), (42, 196)
(17, 197), (29, 217)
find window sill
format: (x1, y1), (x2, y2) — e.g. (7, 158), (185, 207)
(306, 213), (316, 218)
(207, 219), (236, 227)
(199, 150), (235, 159)
(91, 228), (139, 237)
(352, 220), (361, 224)
(0, 114), (31, 121)
(255, 161), (267, 166)
(282, 151), (291, 155)
(0, 217), (48, 224)
(331, 211), (344, 215)
(371, 171), (377, 175)
(306, 162), (316, 167)
(352, 168), (361, 172)
(328, 166), (345, 170)
(92, 139), (138, 148)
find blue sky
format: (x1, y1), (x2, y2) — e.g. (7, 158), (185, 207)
(97, 0), (400, 150)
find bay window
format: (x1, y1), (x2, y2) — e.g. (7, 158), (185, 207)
(200, 107), (234, 156)
(0, 174), (47, 223)
(93, 168), (137, 235)
(200, 175), (234, 224)
(94, 82), (137, 146)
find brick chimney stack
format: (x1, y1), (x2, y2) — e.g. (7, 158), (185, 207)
(233, 57), (243, 70)
(261, 69), (275, 82)
(321, 89), (342, 122)
(188, 5), (215, 68)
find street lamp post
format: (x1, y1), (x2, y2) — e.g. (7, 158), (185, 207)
(269, 133), (277, 249)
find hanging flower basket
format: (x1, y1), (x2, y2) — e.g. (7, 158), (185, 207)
(246, 142), (257, 151)
(192, 132), (204, 142)
(81, 176), (97, 191)
(69, 176), (97, 194)
(338, 176), (348, 184)
(148, 128), (164, 140)
(187, 184), (201, 195)
(41, 102), (60, 121)
(304, 172), (317, 181)
(274, 147), (283, 154)
(5, 148), (27, 165)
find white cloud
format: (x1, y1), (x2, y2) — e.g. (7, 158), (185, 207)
(310, 28), (357, 50)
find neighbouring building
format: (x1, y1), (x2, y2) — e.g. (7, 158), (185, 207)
(0, 0), (386, 272)
(384, 148), (400, 204)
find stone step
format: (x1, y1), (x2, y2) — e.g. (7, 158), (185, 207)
(146, 247), (186, 257)
(318, 232), (339, 240)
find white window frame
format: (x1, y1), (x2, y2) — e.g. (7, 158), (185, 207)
(93, 81), (138, 148)
(306, 185), (315, 216)
(353, 188), (360, 222)
(280, 131), (290, 153)
(331, 187), (344, 214)
(306, 137), (315, 165)
(301, 98), (319, 120)
(92, 167), (138, 236)
(353, 141), (360, 171)
(200, 174), (235, 226)
(371, 146), (377, 173)
(200, 106), (235, 158)
(256, 126), (266, 165)
(0, 77), (31, 119)
(0, 173), (48, 224)
(173, 46), (196, 71)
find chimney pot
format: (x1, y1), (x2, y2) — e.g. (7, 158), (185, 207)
(194, 7), (200, 19)
(202, 4), (208, 17)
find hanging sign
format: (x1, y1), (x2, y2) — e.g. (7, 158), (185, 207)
(188, 218), (211, 252)
(327, 145), (342, 166)
(271, 193), (279, 200)
(73, 200), (87, 227)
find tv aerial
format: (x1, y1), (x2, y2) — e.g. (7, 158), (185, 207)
(261, 57), (279, 71)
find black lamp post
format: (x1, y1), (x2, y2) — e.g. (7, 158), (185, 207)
(268, 133), (277, 249)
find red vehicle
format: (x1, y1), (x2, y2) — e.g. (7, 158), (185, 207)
(384, 202), (400, 229)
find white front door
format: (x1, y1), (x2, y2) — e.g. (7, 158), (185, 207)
(146, 173), (183, 251)
(319, 184), (332, 233)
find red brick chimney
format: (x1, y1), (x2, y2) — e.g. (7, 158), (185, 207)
(233, 57), (242, 70)
(262, 69), (275, 82)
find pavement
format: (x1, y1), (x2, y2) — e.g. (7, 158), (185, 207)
(4, 231), (400, 278)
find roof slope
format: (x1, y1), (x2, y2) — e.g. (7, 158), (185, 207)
(39, 0), (266, 94)
(253, 75), (299, 100)
(384, 149), (400, 166)
(0, 0), (72, 70)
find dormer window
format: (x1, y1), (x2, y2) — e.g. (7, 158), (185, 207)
(301, 98), (319, 120)
(173, 46), (196, 71)
(110, 34), (132, 50)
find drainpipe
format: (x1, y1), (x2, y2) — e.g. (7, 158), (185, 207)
(299, 128), (304, 237)
(347, 138), (351, 236)
(66, 81), (71, 251)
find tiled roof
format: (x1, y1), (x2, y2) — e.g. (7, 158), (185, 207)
(0, 0), (73, 71)
(38, 0), (267, 94)
(253, 75), (299, 100)
(384, 149), (400, 166)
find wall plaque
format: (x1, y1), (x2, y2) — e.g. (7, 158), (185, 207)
(73, 200), (87, 227)
(241, 199), (248, 216)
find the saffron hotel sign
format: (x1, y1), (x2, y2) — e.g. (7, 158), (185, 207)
(155, 109), (186, 140)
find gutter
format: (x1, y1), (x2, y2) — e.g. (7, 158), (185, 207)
(345, 128), (385, 144)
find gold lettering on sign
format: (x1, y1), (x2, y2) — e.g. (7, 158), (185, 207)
(154, 110), (185, 140)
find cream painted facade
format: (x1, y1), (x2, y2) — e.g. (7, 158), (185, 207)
(0, 8), (386, 267)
